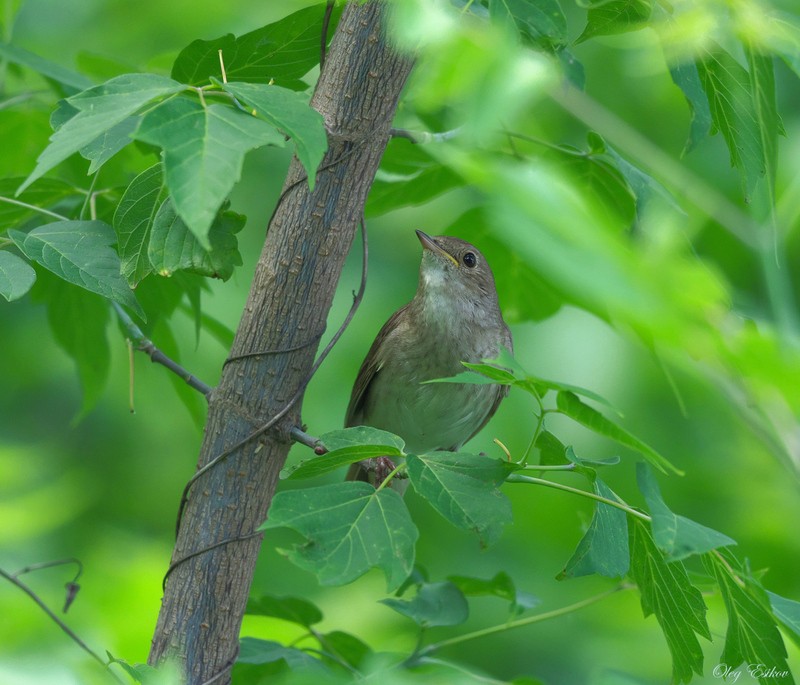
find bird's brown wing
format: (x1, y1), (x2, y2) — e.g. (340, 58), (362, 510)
(344, 304), (409, 427)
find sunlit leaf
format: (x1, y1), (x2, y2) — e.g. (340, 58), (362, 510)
(381, 580), (469, 627)
(406, 451), (513, 546)
(0, 251), (36, 301)
(628, 518), (710, 684)
(636, 463), (735, 560)
(261, 482), (418, 591)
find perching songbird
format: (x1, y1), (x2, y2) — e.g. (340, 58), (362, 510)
(345, 230), (512, 484)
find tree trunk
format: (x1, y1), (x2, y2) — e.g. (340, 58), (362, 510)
(147, 3), (413, 682)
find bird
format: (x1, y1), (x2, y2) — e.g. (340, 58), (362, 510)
(345, 229), (512, 485)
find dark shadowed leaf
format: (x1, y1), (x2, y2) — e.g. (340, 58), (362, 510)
(448, 571), (538, 616)
(237, 637), (325, 671)
(381, 581), (469, 627)
(707, 554), (793, 685)
(558, 479), (629, 579)
(628, 519), (710, 684)
(0, 177), (77, 229)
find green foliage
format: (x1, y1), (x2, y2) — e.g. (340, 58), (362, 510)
(2, 1), (799, 684)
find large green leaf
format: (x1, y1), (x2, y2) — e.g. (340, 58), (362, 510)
(696, 43), (766, 202)
(148, 199), (244, 281)
(261, 482), (418, 591)
(133, 98), (285, 247)
(113, 163), (164, 287)
(19, 74), (184, 193)
(406, 451), (513, 546)
(490, 0), (567, 49)
(558, 479), (629, 579)
(628, 519), (710, 684)
(556, 391), (681, 475)
(577, 0), (653, 43)
(707, 554), (793, 685)
(0, 251), (36, 301)
(81, 116), (139, 174)
(171, 4), (342, 87)
(636, 463), (735, 561)
(768, 591), (800, 648)
(380, 581), (469, 627)
(219, 81), (327, 188)
(9, 220), (144, 318)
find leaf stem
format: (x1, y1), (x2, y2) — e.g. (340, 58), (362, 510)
(0, 195), (69, 222)
(417, 585), (627, 658)
(507, 474), (651, 521)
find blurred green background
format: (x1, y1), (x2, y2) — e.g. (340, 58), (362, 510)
(1, 0), (799, 684)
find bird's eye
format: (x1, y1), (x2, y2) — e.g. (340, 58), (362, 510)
(462, 251), (477, 268)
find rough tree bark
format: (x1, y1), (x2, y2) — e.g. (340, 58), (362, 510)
(147, 3), (413, 682)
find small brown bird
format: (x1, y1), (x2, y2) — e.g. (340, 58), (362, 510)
(345, 230), (513, 484)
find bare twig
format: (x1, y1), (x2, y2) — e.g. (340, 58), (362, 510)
(1, 565), (123, 683)
(290, 426), (327, 454)
(390, 127), (463, 144)
(112, 302), (213, 397)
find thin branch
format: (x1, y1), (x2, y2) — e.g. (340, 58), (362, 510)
(0, 195), (69, 221)
(0, 566), (123, 683)
(390, 127), (463, 144)
(415, 585), (627, 659)
(507, 473), (651, 521)
(112, 302), (213, 397)
(290, 426), (327, 454)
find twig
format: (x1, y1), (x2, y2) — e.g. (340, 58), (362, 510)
(506, 473), (651, 521)
(414, 585), (628, 661)
(112, 302), (213, 397)
(290, 426), (327, 454)
(390, 127), (463, 144)
(0, 566), (123, 683)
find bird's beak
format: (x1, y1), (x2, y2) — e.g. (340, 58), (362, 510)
(416, 230), (458, 267)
